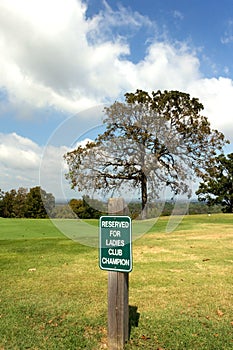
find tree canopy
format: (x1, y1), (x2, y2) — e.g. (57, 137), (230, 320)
(196, 153), (233, 213)
(0, 186), (55, 218)
(69, 195), (105, 219)
(65, 89), (228, 217)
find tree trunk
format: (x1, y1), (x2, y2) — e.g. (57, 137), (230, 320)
(141, 171), (147, 219)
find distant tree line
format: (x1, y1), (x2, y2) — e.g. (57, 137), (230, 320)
(0, 186), (55, 218)
(0, 186), (226, 220)
(0, 188), (105, 219)
(125, 201), (222, 219)
(54, 196), (106, 219)
(54, 199), (222, 219)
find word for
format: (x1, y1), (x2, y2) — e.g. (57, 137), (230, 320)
(105, 229), (126, 247)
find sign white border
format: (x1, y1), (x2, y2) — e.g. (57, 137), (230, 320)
(99, 215), (132, 272)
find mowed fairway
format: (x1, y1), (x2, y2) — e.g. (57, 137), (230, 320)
(0, 215), (233, 349)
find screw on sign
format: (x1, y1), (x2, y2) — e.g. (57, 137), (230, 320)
(99, 216), (132, 273)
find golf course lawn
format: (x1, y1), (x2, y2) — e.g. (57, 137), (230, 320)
(0, 214), (232, 349)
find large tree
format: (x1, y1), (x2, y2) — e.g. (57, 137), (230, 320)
(0, 189), (17, 217)
(196, 153), (233, 213)
(25, 186), (55, 218)
(0, 188), (28, 218)
(65, 90), (228, 217)
(13, 187), (28, 217)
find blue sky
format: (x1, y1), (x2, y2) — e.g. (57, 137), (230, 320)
(0, 0), (233, 200)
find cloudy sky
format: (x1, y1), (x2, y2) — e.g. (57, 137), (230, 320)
(1, 0), (233, 200)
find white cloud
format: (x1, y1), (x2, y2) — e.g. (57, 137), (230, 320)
(74, 138), (93, 148)
(0, 0), (131, 114)
(188, 77), (233, 139)
(0, 133), (40, 190)
(0, 0), (233, 199)
(173, 10), (184, 20)
(221, 19), (233, 44)
(39, 143), (70, 199)
(0, 0), (200, 114)
(91, 0), (155, 36)
(134, 42), (201, 91)
(0, 0), (233, 142)
(0, 133), (41, 169)
(0, 132), (71, 198)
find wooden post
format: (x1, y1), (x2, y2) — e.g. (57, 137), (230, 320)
(108, 198), (129, 350)
(108, 272), (129, 349)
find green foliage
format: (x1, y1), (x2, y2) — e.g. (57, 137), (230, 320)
(161, 201), (222, 216)
(0, 189), (17, 217)
(69, 195), (105, 219)
(25, 186), (54, 218)
(0, 187), (29, 218)
(0, 186), (55, 218)
(65, 89), (228, 217)
(52, 204), (77, 219)
(196, 153), (233, 213)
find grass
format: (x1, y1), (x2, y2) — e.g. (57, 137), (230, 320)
(0, 214), (233, 349)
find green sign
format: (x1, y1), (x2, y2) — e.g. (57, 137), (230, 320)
(99, 216), (132, 272)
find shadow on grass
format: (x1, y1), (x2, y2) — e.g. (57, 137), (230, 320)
(129, 305), (140, 338)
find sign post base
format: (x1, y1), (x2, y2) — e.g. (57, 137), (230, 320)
(108, 271), (129, 349)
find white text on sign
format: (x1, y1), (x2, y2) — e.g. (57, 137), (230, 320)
(101, 220), (130, 228)
(99, 216), (132, 272)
